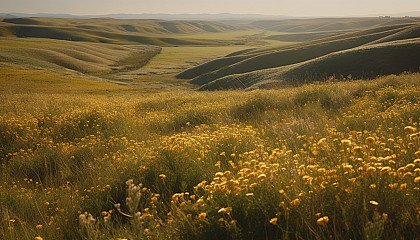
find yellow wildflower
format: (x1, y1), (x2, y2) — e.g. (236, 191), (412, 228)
(269, 218), (278, 225)
(159, 174), (166, 179)
(316, 216), (329, 226)
(365, 137), (375, 144)
(198, 212), (207, 220)
(404, 126), (417, 132)
(291, 199), (301, 206)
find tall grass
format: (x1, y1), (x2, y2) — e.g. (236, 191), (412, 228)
(0, 73), (419, 239)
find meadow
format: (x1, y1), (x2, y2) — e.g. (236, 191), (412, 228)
(0, 16), (420, 240)
(0, 73), (419, 239)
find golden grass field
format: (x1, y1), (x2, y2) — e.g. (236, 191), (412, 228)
(0, 17), (419, 240)
(1, 73), (419, 239)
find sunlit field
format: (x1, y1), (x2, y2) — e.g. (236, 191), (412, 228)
(1, 73), (419, 239)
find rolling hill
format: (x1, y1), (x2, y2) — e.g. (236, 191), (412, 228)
(247, 17), (420, 32)
(0, 37), (166, 92)
(178, 23), (420, 90)
(199, 38), (420, 90)
(0, 37), (160, 73)
(0, 17), (246, 45)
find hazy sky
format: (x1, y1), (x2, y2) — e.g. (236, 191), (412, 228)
(1, 0), (419, 16)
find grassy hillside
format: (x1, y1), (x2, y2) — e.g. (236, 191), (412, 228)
(178, 23), (417, 80)
(180, 23), (420, 90)
(0, 37), (161, 73)
(265, 30), (348, 42)
(248, 17), (420, 32)
(0, 37), (256, 91)
(0, 67), (131, 93)
(0, 17), (247, 45)
(1, 17), (244, 34)
(0, 37), (168, 92)
(0, 16), (419, 240)
(0, 73), (419, 239)
(199, 38), (420, 90)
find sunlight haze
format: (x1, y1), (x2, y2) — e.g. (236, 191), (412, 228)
(1, 0), (419, 16)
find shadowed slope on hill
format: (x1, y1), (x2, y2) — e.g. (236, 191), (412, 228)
(198, 38), (420, 90)
(1, 17), (244, 34)
(0, 25), (222, 45)
(179, 23), (420, 84)
(0, 38), (160, 73)
(248, 17), (420, 32)
(0, 17), (247, 45)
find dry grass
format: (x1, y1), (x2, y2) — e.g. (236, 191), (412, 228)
(0, 73), (419, 239)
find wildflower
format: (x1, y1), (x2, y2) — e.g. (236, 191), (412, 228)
(406, 163), (415, 169)
(380, 166), (391, 174)
(245, 193), (254, 197)
(369, 200), (379, 206)
(36, 224), (43, 229)
(104, 213), (111, 222)
(35, 237), (43, 240)
(159, 174), (166, 179)
(365, 137), (375, 144)
(415, 177), (420, 183)
(404, 126), (417, 132)
(366, 167), (376, 174)
(291, 199), (301, 206)
(257, 173), (267, 180)
(343, 164), (353, 172)
(341, 139), (351, 145)
(279, 189), (285, 195)
(316, 216), (329, 226)
(198, 212), (207, 220)
(317, 138), (326, 147)
(269, 218), (278, 225)
(79, 212), (96, 225)
(403, 172), (413, 178)
(353, 146), (363, 153)
(218, 207), (232, 214)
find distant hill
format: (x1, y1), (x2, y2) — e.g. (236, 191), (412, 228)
(0, 37), (160, 74)
(0, 13), (293, 21)
(178, 23), (420, 90)
(200, 38), (420, 90)
(0, 17), (246, 45)
(248, 17), (420, 32)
